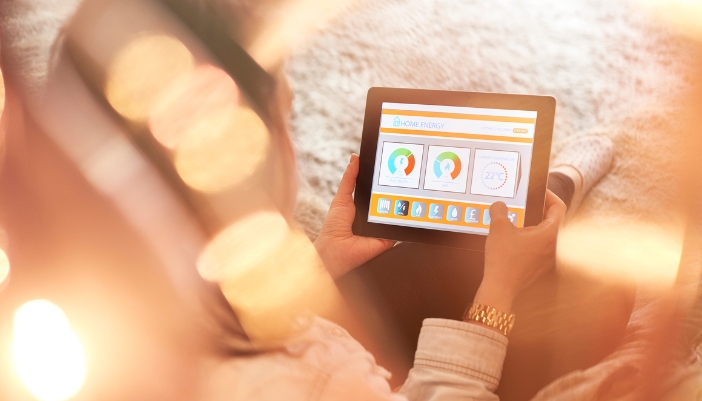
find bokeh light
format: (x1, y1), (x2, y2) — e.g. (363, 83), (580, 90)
(197, 212), (290, 282)
(0, 248), (9, 288)
(149, 65), (239, 149)
(637, 0), (702, 41)
(558, 220), (684, 288)
(105, 33), (195, 122)
(174, 105), (270, 193)
(198, 212), (335, 341)
(12, 300), (87, 401)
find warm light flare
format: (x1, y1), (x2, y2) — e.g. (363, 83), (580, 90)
(174, 105), (270, 193)
(637, 0), (702, 41)
(249, 0), (362, 69)
(149, 65), (239, 149)
(557, 220), (684, 288)
(0, 248), (9, 288)
(198, 212), (336, 341)
(105, 33), (195, 122)
(197, 212), (290, 282)
(12, 300), (87, 401)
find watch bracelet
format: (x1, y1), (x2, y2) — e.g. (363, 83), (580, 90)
(463, 302), (515, 336)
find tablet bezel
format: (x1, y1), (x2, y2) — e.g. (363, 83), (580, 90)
(352, 87), (556, 251)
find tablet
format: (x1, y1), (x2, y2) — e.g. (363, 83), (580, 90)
(352, 88), (556, 251)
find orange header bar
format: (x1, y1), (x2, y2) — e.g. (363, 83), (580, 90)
(379, 128), (533, 144)
(382, 109), (536, 124)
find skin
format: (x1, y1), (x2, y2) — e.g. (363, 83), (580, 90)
(314, 153), (567, 333)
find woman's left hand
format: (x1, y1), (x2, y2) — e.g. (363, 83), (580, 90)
(314, 154), (396, 279)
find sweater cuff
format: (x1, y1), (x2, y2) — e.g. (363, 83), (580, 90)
(414, 318), (508, 391)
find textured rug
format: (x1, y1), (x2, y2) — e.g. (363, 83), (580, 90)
(288, 0), (700, 241)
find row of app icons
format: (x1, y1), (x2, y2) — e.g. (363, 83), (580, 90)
(376, 198), (518, 225)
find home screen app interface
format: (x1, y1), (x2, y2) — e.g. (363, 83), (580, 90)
(368, 102), (537, 235)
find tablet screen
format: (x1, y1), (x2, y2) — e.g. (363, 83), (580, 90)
(367, 102), (537, 235)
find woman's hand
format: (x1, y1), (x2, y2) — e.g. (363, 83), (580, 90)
(314, 154), (396, 279)
(474, 190), (567, 313)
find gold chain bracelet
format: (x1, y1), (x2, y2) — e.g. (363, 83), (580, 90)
(463, 302), (515, 337)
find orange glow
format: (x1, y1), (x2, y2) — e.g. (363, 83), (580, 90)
(249, 0), (361, 69)
(105, 33), (195, 122)
(637, 0), (702, 41)
(557, 220), (684, 288)
(197, 212), (290, 282)
(174, 105), (270, 193)
(149, 65), (239, 149)
(12, 300), (87, 401)
(198, 212), (336, 341)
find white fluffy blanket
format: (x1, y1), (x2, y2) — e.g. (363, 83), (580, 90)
(288, 0), (699, 240)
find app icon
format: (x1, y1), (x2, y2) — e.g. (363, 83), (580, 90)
(377, 198), (392, 214)
(483, 209), (491, 225)
(429, 204), (444, 220)
(394, 200), (410, 216)
(411, 202), (426, 218)
(464, 207), (481, 224)
(446, 205), (462, 222)
(507, 212), (518, 225)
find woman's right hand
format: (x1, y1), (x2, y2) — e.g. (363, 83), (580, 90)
(474, 190), (566, 313)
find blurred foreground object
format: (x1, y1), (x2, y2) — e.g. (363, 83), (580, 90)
(105, 33), (195, 122)
(638, 0), (702, 41)
(557, 220), (684, 288)
(198, 212), (337, 342)
(12, 300), (87, 401)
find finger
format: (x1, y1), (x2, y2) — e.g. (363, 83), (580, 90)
(543, 190), (564, 213)
(540, 190), (567, 228)
(488, 201), (512, 231)
(333, 154), (360, 203)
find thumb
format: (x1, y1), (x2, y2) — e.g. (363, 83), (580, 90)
(332, 154), (359, 206)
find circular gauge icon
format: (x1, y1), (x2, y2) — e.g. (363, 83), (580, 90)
(388, 148), (415, 175)
(433, 152), (461, 180)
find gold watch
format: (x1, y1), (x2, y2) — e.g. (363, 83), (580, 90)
(463, 302), (515, 337)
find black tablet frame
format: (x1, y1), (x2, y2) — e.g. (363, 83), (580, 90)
(352, 87), (556, 251)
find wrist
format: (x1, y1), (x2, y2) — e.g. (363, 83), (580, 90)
(474, 280), (515, 313)
(313, 239), (343, 280)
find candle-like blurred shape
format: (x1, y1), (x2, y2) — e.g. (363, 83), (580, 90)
(12, 300), (87, 401)
(105, 33), (195, 122)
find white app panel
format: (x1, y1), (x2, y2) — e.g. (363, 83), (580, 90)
(422, 146), (471, 193)
(377, 142), (424, 189)
(470, 149), (520, 198)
